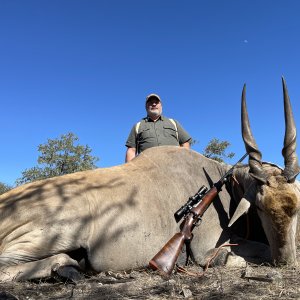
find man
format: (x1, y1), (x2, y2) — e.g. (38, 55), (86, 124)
(125, 93), (192, 162)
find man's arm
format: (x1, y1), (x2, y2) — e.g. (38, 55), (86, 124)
(174, 120), (192, 149)
(125, 124), (138, 162)
(125, 147), (136, 162)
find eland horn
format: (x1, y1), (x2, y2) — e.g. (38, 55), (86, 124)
(282, 77), (300, 182)
(241, 84), (268, 184)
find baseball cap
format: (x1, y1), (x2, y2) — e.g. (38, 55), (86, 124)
(146, 93), (161, 104)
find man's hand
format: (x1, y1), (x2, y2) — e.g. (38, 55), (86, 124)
(180, 142), (190, 150)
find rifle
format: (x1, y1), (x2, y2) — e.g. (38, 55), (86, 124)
(148, 153), (248, 275)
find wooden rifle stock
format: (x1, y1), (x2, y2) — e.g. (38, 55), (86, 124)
(149, 153), (248, 275)
(149, 187), (218, 275)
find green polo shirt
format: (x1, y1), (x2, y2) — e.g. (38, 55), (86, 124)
(126, 116), (192, 153)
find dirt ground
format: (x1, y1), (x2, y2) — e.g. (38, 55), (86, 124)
(0, 255), (300, 300)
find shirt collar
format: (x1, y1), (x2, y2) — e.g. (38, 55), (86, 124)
(146, 115), (164, 122)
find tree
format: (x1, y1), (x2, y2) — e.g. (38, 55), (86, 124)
(203, 138), (235, 163)
(16, 132), (99, 185)
(0, 182), (12, 195)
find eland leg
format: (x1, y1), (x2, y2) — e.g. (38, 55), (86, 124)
(0, 253), (82, 282)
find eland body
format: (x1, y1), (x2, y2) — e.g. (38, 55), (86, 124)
(0, 79), (299, 281)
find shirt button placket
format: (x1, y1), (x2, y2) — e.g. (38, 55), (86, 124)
(158, 122), (162, 145)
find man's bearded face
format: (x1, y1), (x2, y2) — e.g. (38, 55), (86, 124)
(146, 98), (162, 119)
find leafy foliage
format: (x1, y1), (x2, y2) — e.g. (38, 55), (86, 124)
(203, 138), (235, 163)
(16, 133), (99, 185)
(0, 182), (12, 195)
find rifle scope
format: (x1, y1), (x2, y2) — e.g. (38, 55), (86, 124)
(174, 185), (208, 223)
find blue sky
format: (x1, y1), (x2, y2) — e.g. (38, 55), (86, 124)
(1, 1), (300, 186)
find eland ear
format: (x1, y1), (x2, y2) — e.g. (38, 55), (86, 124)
(228, 198), (251, 227)
(229, 181), (256, 227)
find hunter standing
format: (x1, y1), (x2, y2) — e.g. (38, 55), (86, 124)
(125, 93), (192, 162)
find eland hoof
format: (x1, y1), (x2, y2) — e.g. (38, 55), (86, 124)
(56, 266), (83, 282)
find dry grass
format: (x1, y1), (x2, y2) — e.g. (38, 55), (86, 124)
(0, 259), (300, 299)
(1, 240), (300, 299)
